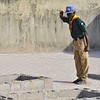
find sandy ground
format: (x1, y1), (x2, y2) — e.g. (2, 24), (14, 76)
(0, 51), (100, 91)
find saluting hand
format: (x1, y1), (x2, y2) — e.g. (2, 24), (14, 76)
(59, 11), (63, 17)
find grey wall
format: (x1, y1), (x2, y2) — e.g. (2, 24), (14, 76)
(0, 0), (100, 52)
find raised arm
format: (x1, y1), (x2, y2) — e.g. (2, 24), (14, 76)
(59, 11), (69, 23)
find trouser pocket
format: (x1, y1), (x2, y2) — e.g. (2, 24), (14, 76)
(73, 39), (85, 51)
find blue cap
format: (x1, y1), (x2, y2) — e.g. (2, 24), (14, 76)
(65, 5), (76, 14)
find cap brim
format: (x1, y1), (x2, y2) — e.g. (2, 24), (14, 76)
(65, 11), (74, 14)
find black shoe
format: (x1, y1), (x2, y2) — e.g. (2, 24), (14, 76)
(73, 79), (81, 83)
(75, 79), (87, 85)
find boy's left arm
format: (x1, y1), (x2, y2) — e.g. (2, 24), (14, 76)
(84, 32), (90, 52)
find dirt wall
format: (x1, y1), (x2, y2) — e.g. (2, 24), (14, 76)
(0, 0), (100, 52)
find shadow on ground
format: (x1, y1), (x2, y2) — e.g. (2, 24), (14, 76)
(53, 80), (72, 83)
(77, 89), (100, 99)
(0, 95), (13, 100)
(16, 74), (41, 81)
(88, 74), (100, 80)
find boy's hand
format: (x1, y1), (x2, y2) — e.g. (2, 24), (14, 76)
(59, 11), (63, 17)
(84, 46), (90, 52)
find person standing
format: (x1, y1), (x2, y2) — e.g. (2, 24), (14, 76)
(59, 5), (90, 84)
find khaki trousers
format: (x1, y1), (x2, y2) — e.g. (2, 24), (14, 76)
(73, 38), (89, 81)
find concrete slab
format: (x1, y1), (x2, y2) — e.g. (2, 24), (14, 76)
(0, 51), (100, 100)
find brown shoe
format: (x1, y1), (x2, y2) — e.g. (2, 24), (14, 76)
(75, 79), (87, 85)
(73, 79), (81, 83)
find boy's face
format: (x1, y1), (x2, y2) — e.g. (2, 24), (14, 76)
(67, 12), (74, 20)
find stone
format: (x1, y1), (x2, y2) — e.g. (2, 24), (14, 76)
(44, 77), (53, 89)
(58, 89), (82, 99)
(47, 90), (58, 99)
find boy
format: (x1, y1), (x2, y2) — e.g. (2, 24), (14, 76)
(59, 5), (90, 84)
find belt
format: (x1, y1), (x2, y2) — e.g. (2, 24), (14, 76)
(74, 37), (84, 41)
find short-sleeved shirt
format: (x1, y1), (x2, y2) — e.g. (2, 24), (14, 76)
(61, 16), (86, 38)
